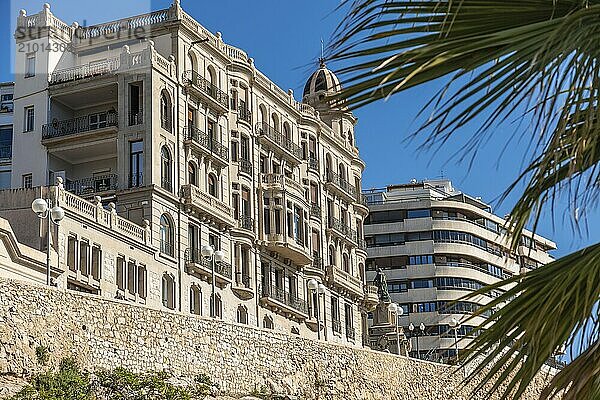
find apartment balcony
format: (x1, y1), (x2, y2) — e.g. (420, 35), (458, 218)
(354, 194), (369, 216)
(0, 145), (11, 160)
(65, 174), (118, 197)
(237, 216), (254, 231)
(260, 283), (309, 319)
(256, 122), (303, 163)
(304, 254), (325, 278)
(326, 265), (364, 298)
(232, 273), (254, 300)
(237, 104), (252, 125)
(184, 126), (228, 165)
(326, 217), (358, 245)
(325, 171), (356, 201)
(128, 110), (144, 126)
(309, 203), (322, 220)
(260, 173), (306, 202)
(42, 112), (118, 145)
(262, 233), (312, 266)
(183, 70), (229, 112)
(184, 248), (233, 285)
(332, 319), (342, 334)
(49, 58), (120, 86)
(308, 156), (319, 173)
(364, 285), (379, 310)
(239, 159), (252, 175)
(346, 326), (356, 341)
(180, 184), (235, 229)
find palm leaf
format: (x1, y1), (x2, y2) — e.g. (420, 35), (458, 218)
(328, 0), (600, 398)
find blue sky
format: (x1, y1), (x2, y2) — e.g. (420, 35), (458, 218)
(1, 0), (597, 257)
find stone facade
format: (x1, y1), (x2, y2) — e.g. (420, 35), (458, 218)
(0, 278), (554, 399)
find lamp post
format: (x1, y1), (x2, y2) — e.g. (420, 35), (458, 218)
(388, 303), (404, 355)
(31, 197), (65, 286)
(449, 317), (460, 362)
(308, 279), (326, 340)
(201, 244), (225, 318)
(408, 322), (425, 359)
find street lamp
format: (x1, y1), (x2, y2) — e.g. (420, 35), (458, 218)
(201, 244), (224, 318)
(307, 279), (326, 340)
(388, 303), (404, 355)
(32, 197), (65, 286)
(408, 322), (426, 359)
(449, 317), (460, 362)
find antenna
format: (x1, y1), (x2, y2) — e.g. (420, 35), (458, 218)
(321, 37), (324, 60)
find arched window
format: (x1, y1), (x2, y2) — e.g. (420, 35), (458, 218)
(160, 213), (174, 256)
(338, 162), (346, 182)
(283, 122), (291, 141)
(161, 146), (172, 191)
(348, 130), (353, 146)
(188, 161), (197, 186)
(210, 293), (222, 318)
(263, 315), (274, 329)
(187, 51), (197, 72)
(343, 253), (350, 273)
(190, 285), (202, 315)
(329, 245), (336, 266)
(208, 174), (217, 197)
(237, 305), (248, 324)
(162, 273), (175, 309)
(259, 104), (268, 124)
(271, 113), (279, 132)
(160, 90), (172, 132)
(207, 65), (217, 88)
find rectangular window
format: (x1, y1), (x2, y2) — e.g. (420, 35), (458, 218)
(137, 265), (146, 298)
(0, 126), (12, 160)
(274, 209), (282, 234)
(116, 256), (126, 291)
(129, 140), (143, 187)
(25, 53), (36, 78)
(24, 107), (34, 132)
(67, 236), (77, 272)
(89, 112), (108, 130)
(91, 245), (101, 280)
(79, 241), (89, 276)
(407, 209), (432, 219)
(127, 261), (136, 295)
(209, 232), (220, 251)
(0, 171), (10, 189)
(241, 136), (250, 161)
(22, 174), (32, 188)
(231, 141), (239, 162)
(232, 193), (240, 220)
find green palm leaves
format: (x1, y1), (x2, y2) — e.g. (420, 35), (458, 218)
(329, 0), (600, 398)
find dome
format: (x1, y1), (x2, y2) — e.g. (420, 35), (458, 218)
(302, 60), (343, 106)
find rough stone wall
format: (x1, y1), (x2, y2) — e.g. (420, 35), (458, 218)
(0, 278), (551, 399)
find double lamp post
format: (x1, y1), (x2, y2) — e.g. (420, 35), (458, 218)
(31, 196), (65, 286)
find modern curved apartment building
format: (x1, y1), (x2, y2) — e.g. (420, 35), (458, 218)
(364, 180), (556, 362)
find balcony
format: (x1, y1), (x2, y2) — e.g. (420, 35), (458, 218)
(263, 233), (312, 266)
(310, 204), (321, 220)
(180, 184), (235, 229)
(325, 170), (356, 200)
(183, 70), (229, 112)
(50, 58), (120, 85)
(65, 174), (118, 197)
(354, 194), (369, 216)
(260, 173), (306, 201)
(42, 112), (118, 142)
(260, 283), (308, 319)
(237, 216), (254, 231)
(256, 122), (303, 163)
(239, 159), (252, 175)
(0, 145), (11, 160)
(232, 273), (254, 300)
(327, 218), (357, 245)
(326, 265), (364, 298)
(308, 156), (319, 173)
(128, 110), (144, 126)
(184, 248), (232, 285)
(237, 104), (252, 124)
(305, 254), (325, 277)
(364, 285), (379, 310)
(332, 319), (342, 334)
(184, 126), (228, 165)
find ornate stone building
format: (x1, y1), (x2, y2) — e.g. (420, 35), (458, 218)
(364, 180), (556, 361)
(0, 2), (370, 346)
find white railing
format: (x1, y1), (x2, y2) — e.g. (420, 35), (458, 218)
(49, 57), (120, 85)
(181, 184), (233, 223)
(76, 9), (170, 40)
(58, 187), (149, 245)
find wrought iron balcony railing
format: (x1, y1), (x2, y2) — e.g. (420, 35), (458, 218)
(238, 216), (254, 231)
(311, 255), (324, 272)
(308, 156), (319, 172)
(239, 159), (252, 175)
(42, 112), (118, 140)
(128, 110), (143, 126)
(346, 326), (356, 340)
(0, 145), (11, 159)
(185, 126), (229, 162)
(49, 57), (120, 85)
(325, 170), (357, 198)
(310, 203), (321, 219)
(332, 319), (342, 334)
(184, 248), (233, 279)
(256, 122), (303, 159)
(328, 217), (358, 243)
(183, 70), (229, 108)
(65, 174), (118, 196)
(128, 172), (144, 188)
(238, 104), (252, 124)
(261, 284), (308, 314)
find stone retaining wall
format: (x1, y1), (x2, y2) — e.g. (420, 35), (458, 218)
(0, 279), (550, 399)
